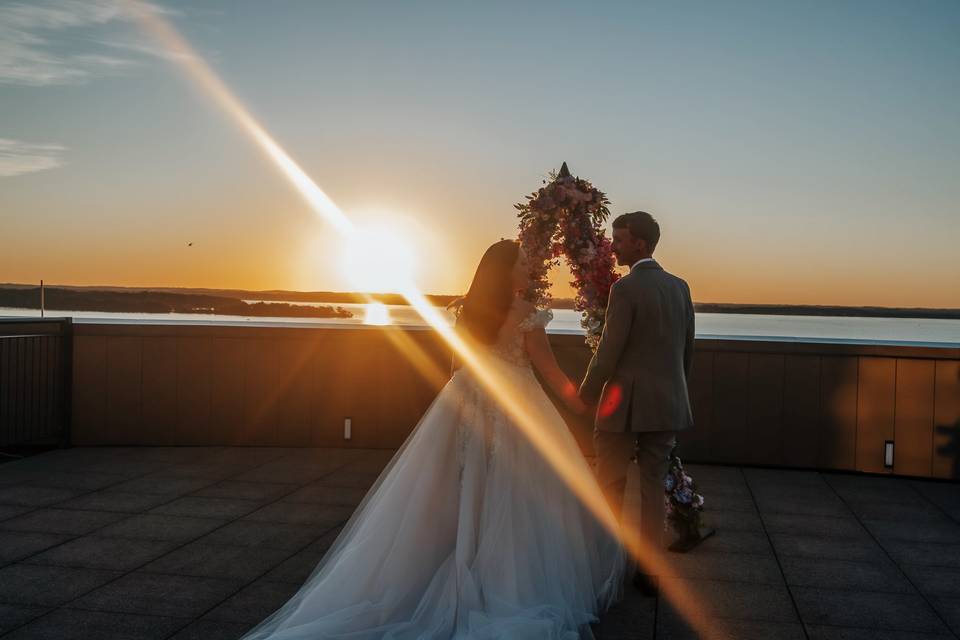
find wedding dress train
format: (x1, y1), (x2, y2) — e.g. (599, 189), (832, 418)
(242, 307), (626, 639)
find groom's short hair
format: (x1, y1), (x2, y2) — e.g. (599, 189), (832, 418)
(613, 211), (660, 251)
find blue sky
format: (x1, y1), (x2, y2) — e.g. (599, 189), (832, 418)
(1, 0), (958, 305)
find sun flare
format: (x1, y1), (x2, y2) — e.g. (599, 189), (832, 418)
(131, 8), (719, 635)
(340, 224), (417, 293)
(364, 302), (390, 325)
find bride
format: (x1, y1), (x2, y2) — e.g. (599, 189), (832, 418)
(243, 239), (626, 639)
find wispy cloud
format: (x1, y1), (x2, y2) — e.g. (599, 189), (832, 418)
(0, 0), (177, 86)
(96, 36), (199, 63)
(0, 138), (67, 177)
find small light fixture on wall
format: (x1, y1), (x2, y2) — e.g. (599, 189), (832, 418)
(344, 417), (352, 440)
(884, 441), (894, 469)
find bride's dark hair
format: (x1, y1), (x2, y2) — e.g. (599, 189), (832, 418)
(450, 239), (520, 346)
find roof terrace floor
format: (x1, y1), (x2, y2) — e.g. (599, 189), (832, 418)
(0, 446), (957, 639)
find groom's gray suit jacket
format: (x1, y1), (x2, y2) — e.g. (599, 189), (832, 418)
(579, 259), (695, 433)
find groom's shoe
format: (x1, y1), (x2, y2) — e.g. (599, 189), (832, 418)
(632, 572), (658, 598)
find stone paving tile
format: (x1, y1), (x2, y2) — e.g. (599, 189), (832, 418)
(242, 502), (355, 528)
(751, 484), (838, 500)
(143, 541), (293, 581)
(0, 603), (49, 635)
(901, 563), (960, 596)
(280, 483), (368, 506)
(191, 480), (298, 502)
(149, 496), (262, 520)
(753, 490), (851, 518)
(25, 535), (180, 572)
(313, 469), (380, 489)
(98, 513), (227, 542)
(848, 500), (951, 523)
(280, 455), (357, 475)
(11, 471), (129, 492)
(591, 589), (655, 640)
(657, 577), (798, 623)
(157, 463), (250, 481)
(805, 624), (955, 639)
(0, 508), (127, 536)
(929, 596), (960, 636)
(770, 533), (887, 562)
(5, 450), (959, 640)
(660, 551), (782, 584)
(261, 527), (340, 583)
(762, 513), (869, 539)
(685, 467), (749, 491)
(826, 474), (924, 500)
(688, 530), (772, 555)
(743, 468), (829, 488)
(699, 508), (764, 533)
(82, 461), (170, 477)
(199, 520), (328, 551)
(202, 579), (300, 624)
(0, 471), (31, 487)
(862, 518), (960, 544)
(0, 563), (122, 606)
(779, 556), (915, 593)
(279, 446), (363, 463)
(0, 530), (73, 566)
(655, 614), (805, 640)
(703, 493), (757, 513)
(882, 540), (960, 568)
(193, 447), (288, 467)
(792, 587), (950, 634)
(109, 475), (219, 497)
(168, 619), (252, 640)
(231, 464), (337, 486)
(2, 608), (186, 640)
(70, 571), (242, 619)
(55, 490), (175, 514)
(19, 448), (113, 466)
(911, 481), (960, 521)
(261, 546), (325, 584)
(0, 504), (32, 521)
(0, 485), (82, 507)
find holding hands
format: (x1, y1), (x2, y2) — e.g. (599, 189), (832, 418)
(561, 380), (589, 415)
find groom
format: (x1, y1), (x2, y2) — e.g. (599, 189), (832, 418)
(578, 211), (695, 596)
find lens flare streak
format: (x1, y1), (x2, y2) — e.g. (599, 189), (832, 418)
(128, 3), (721, 636)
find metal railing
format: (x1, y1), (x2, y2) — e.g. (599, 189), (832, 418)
(0, 318), (73, 447)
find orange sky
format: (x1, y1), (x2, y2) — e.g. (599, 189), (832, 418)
(2, 2), (958, 309)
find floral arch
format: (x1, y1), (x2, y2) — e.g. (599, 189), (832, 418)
(515, 162), (619, 350)
(515, 163), (711, 551)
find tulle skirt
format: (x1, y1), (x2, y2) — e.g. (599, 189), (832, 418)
(242, 358), (626, 639)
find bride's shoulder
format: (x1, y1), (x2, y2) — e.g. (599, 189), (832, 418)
(512, 299), (553, 332)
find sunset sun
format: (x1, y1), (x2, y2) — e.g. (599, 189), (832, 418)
(340, 224), (417, 294)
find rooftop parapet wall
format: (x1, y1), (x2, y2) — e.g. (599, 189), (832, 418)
(57, 322), (960, 480)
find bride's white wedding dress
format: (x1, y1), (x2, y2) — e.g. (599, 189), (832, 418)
(243, 305), (626, 639)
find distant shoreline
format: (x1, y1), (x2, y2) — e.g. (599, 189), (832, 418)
(0, 286), (352, 319)
(1, 283), (957, 320)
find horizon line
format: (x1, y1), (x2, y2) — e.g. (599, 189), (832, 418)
(1, 282), (958, 312)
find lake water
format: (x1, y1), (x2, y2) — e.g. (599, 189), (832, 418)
(2, 302), (958, 347)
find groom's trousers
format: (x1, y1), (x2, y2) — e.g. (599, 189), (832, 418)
(594, 430), (676, 555)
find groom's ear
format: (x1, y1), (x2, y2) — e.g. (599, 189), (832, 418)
(628, 233), (648, 255)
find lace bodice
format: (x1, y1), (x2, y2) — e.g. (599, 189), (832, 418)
(488, 305), (553, 367)
(453, 301), (553, 470)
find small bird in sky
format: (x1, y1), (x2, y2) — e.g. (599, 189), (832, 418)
(187, 242), (193, 247)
